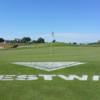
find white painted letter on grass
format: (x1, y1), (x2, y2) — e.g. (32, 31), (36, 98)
(39, 75), (56, 80)
(58, 75), (88, 81)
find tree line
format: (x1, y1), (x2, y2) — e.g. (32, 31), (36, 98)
(0, 37), (45, 43)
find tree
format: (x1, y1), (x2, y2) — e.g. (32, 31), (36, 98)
(0, 38), (4, 43)
(36, 37), (45, 43)
(21, 37), (31, 43)
(73, 42), (77, 45)
(52, 40), (56, 43)
(32, 40), (37, 43)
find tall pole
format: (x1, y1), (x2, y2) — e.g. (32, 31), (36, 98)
(50, 32), (55, 59)
(52, 32), (56, 43)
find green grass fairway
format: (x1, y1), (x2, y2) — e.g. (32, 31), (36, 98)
(0, 46), (100, 100)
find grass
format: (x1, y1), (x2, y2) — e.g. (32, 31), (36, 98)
(0, 46), (100, 100)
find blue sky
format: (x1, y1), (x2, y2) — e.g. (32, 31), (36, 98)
(0, 0), (100, 43)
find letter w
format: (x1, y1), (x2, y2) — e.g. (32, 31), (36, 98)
(58, 75), (88, 81)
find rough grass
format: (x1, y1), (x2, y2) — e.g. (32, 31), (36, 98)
(0, 46), (100, 100)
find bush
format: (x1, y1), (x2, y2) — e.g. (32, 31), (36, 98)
(12, 44), (19, 48)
